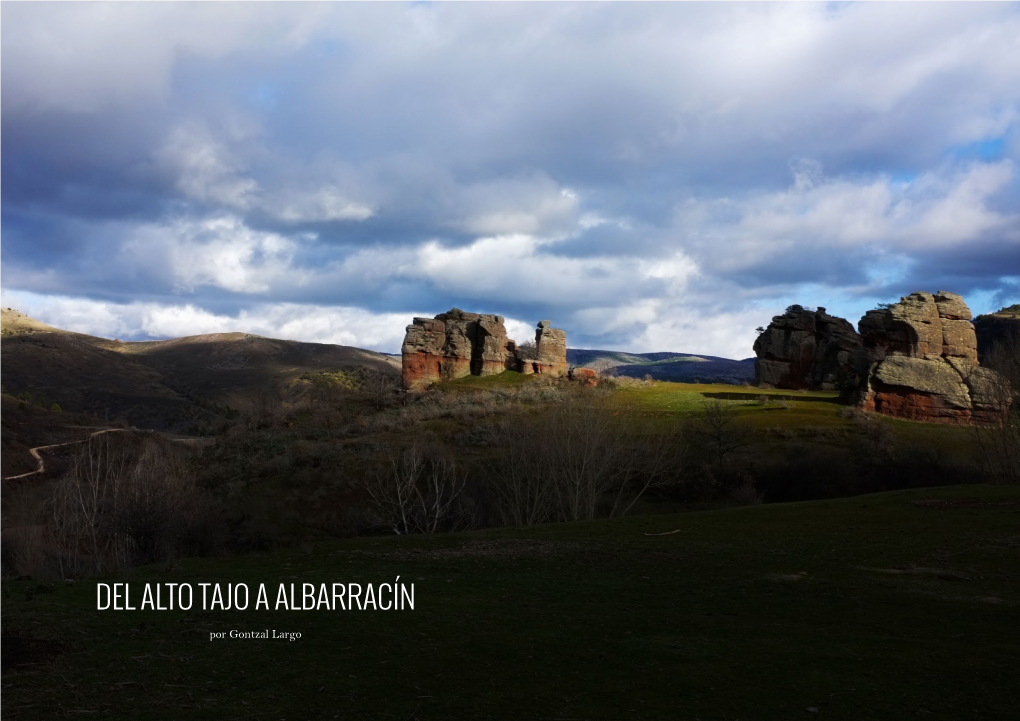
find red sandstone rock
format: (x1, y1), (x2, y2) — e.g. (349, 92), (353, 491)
(401, 310), (568, 388)
(853, 291), (1008, 424)
(534, 320), (568, 377)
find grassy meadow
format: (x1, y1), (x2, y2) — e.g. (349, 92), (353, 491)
(4, 483), (1019, 720)
(4, 371), (1014, 720)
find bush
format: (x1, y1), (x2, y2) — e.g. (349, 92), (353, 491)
(361, 443), (469, 534)
(838, 406), (864, 421)
(516, 340), (538, 361)
(486, 393), (688, 525)
(49, 435), (215, 577)
(729, 475), (764, 505)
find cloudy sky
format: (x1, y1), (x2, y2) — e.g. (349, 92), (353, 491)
(2, 2), (1019, 359)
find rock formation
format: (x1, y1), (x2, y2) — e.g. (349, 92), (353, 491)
(753, 306), (862, 390)
(533, 320), (568, 376)
(973, 305), (1020, 364)
(401, 310), (567, 389)
(853, 291), (1006, 424)
(569, 367), (598, 387)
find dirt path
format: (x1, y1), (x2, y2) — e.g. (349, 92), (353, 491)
(3, 429), (210, 481)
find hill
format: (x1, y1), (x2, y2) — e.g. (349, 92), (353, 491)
(103, 332), (399, 408)
(4, 483), (1018, 720)
(568, 348), (755, 384)
(0, 310), (399, 433)
(0, 307), (61, 335)
(974, 304), (1020, 363)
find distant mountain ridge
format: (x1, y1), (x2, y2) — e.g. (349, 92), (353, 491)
(567, 349), (754, 384)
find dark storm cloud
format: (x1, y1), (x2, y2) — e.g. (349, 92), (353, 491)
(2, 2), (1019, 357)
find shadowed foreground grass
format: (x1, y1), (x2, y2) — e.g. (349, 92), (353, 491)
(4, 484), (1019, 720)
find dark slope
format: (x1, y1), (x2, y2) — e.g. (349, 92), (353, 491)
(1, 312), (399, 433)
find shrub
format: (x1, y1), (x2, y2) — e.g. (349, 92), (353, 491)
(361, 444), (469, 534)
(49, 436), (213, 577)
(485, 394), (687, 525)
(838, 406), (864, 421)
(729, 475), (764, 506)
(517, 340), (538, 361)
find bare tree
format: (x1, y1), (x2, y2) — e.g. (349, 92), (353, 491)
(115, 440), (198, 564)
(364, 372), (399, 411)
(49, 436), (200, 578)
(488, 417), (554, 527)
(517, 340), (538, 361)
(50, 435), (128, 577)
(363, 445), (467, 534)
(245, 387), (283, 430)
(609, 419), (687, 518)
(689, 400), (751, 479)
(487, 392), (687, 524)
(544, 392), (624, 521)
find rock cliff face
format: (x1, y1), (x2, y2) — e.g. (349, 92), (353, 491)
(534, 320), (568, 376)
(853, 291), (1006, 424)
(753, 306), (861, 390)
(401, 310), (567, 389)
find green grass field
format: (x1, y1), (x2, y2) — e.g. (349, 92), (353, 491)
(440, 375), (976, 456)
(5, 483), (1019, 720)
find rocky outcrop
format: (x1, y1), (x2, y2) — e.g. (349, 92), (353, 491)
(534, 320), (568, 376)
(401, 310), (567, 389)
(853, 291), (1007, 424)
(753, 306), (862, 390)
(974, 305), (1020, 363)
(569, 367), (598, 387)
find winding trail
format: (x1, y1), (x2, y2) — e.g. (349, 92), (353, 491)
(3, 428), (209, 481)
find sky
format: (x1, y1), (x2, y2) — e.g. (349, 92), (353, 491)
(2, 2), (1019, 359)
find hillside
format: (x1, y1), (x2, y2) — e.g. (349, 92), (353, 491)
(103, 332), (399, 408)
(0, 394), (104, 478)
(568, 348), (755, 384)
(0, 307), (61, 335)
(974, 304), (1020, 362)
(0, 310), (399, 433)
(1, 326), (215, 433)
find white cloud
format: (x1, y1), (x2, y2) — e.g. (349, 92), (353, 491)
(0, 3), (330, 112)
(453, 176), (581, 237)
(154, 124), (260, 210)
(0, 287), (763, 360)
(410, 233), (687, 308)
(3, 3), (1019, 361)
(272, 187), (374, 223)
(629, 304), (768, 360)
(673, 160), (1019, 275)
(122, 217), (304, 294)
(0, 289), (414, 353)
